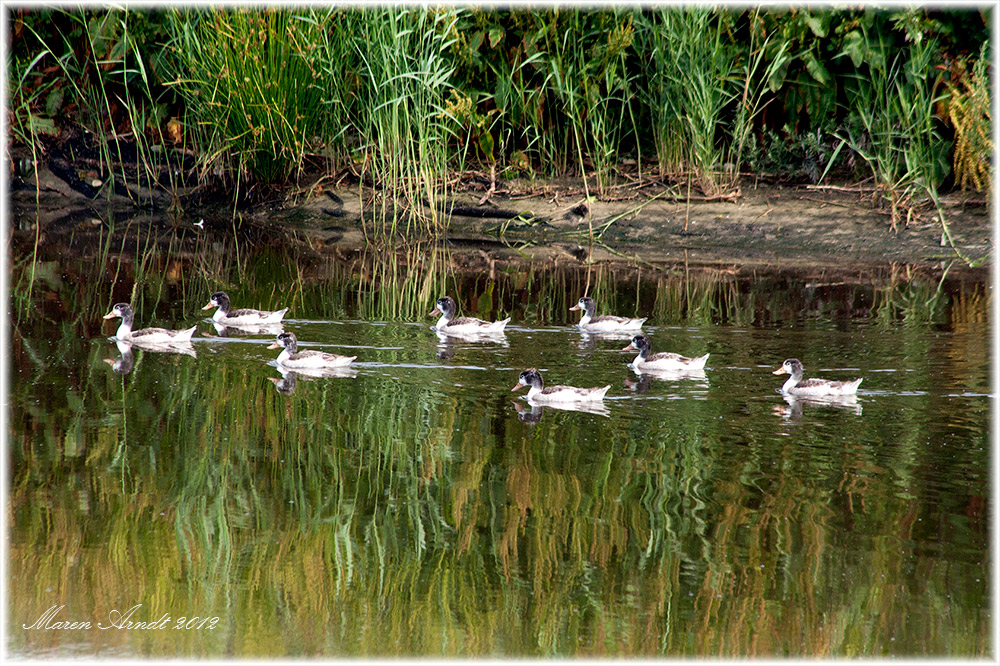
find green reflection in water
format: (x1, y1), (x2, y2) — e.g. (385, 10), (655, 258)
(7, 244), (991, 658)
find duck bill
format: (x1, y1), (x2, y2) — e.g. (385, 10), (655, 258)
(772, 367), (788, 375)
(429, 307), (442, 317)
(267, 343), (281, 350)
(622, 342), (636, 352)
(102, 312), (116, 319)
(201, 302), (215, 310)
(569, 305), (581, 311)
(102, 358), (116, 366)
(511, 382), (526, 392)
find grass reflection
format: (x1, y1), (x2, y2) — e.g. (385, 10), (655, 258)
(7, 247), (991, 658)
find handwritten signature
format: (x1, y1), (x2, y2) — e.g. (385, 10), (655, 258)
(23, 604), (219, 631)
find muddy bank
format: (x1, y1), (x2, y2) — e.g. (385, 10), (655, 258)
(8, 161), (992, 283)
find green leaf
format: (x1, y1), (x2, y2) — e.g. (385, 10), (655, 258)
(28, 114), (58, 136)
(488, 26), (504, 49)
(801, 11), (830, 38)
(45, 88), (64, 117)
(803, 51), (832, 86)
(469, 30), (483, 52)
(478, 131), (494, 162)
(840, 30), (866, 68)
(767, 52), (793, 92)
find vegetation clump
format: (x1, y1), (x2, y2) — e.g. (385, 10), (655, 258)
(8, 6), (992, 236)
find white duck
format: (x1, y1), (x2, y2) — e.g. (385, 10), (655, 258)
(623, 335), (709, 371)
(268, 332), (356, 369)
(430, 296), (510, 335)
(570, 296), (646, 332)
(510, 368), (610, 403)
(772, 358), (862, 397)
(202, 291), (288, 325)
(103, 303), (196, 343)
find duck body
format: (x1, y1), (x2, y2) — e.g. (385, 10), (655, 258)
(511, 368), (610, 403)
(203, 291), (288, 325)
(103, 303), (197, 343)
(623, 335), (709, 371)
(773, 358), (862, 397)
(430, 296), (510, 335)
(268, 332), (356, 369)
(571, 297), (646, 332)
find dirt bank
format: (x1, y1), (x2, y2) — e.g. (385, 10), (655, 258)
(8, 162), (992, 282)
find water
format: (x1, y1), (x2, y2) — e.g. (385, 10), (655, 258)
(7, 248), (991, 658)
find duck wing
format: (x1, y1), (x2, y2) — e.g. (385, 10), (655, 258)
(446, 316), (491, 328)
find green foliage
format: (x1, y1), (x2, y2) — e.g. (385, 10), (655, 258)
(163, 8), (329, 185)
(7, 6), (991, 223)
(841, 20), (951, 228)
(8, 8), (178, 195)
(637, 8), (737, 191)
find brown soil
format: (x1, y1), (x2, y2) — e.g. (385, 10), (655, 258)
(9, 164), (992, 282)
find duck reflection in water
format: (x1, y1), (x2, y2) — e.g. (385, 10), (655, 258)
(103, 341), (136, 375)
(624, 366), (708, 390)
(576, 330), (633, 351)
(434, 328), (508, 360)
(211, 321), (285, 338)
(103, 338), (196, 375)
(773, 393), (862, 419)
(512, 400), (610, 421)
(268, 365), (358, 395)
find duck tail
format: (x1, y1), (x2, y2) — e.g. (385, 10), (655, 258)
(176, 326), (198, 342)
(492, 317), (511, 332)
(691, 353), (710, 370)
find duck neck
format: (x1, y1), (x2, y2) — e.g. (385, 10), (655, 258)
(116, 315), (133, 339)
(435, 311), (452, 328)
(782, 368), (803, 393)
(525, 376), (545, 399)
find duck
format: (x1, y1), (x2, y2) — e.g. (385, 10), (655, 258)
(267, 332), (356, 369)
(103, 303), (197, 343)
(623, 334), (709, 371)
(772, 358), (862, 397)
(510, 368), (610, 403)
(202, 291), (288, 326)
(430, 296), (510, 335)
(570, 296), (646, 332)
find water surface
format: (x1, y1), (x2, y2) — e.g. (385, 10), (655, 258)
(7, 246), (991, 658)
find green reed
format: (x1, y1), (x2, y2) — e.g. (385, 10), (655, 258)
(842, 25), (951, 234)
(539, 10), (639, 196)
(636, 9), (735, 193)
(314, 8), (460, 238)
(165, 8), (328, 186)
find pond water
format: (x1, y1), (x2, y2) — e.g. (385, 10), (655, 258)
(7, 241), (992, 658)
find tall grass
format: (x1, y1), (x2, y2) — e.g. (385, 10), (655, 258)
(164, 8), (329, 187)
(946, 42), (992, 196)
(325, 8), (460, 237)
(539, 10), (639, 196)
(842, 26), (951, 230)
(637, 9), (735, 193)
